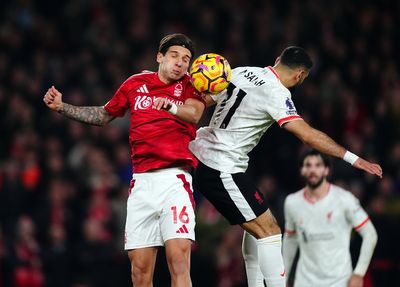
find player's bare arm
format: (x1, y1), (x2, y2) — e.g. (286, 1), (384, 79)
(43, 86), (114, 126)
(204, 94), (217, 107)
(283, 119), (383, 178)
(153, 97), (205, 124)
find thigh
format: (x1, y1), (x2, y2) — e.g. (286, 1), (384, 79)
(194, 162), (269, 225)
(159, 170), (196, 242)
(128, 247), (158, 272)
(164, 238), (192, 261)
(125, 175), (163, 250)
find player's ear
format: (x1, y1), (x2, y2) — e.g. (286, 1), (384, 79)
(156, 52), (163, 64)
(324, 167), (330, 177)
(300, 166), (306, 177)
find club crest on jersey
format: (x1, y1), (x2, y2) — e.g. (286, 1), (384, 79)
(326, 211), (333, 223)
(174, 83), (183, 97)
(285, 98), (298, 115)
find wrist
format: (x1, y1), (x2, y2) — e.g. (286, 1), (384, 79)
(343, 151), (359, 165)
(167, 103), (178, 115)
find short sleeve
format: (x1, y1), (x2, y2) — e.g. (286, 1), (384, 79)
(284, 196), (297, 234)
(184, 82), (206, 107)
(345, 193), (370, 230)
(104, 82), (130, 117)
(265, 85), (302, 126)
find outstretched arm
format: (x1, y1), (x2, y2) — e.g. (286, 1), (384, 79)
(43, 86), (114, 126)
(347, 221), (378, 287)
(283, 119), (383, 178)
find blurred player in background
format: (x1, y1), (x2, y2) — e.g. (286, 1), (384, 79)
(190, 46), (382, 287)
(283, 150), (378, 287)
(43, 33), (206, 287)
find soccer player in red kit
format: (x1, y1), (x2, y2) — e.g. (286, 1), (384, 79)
(43, 33), (206, 287)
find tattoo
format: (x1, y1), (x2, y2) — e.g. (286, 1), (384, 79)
(59, 103), (114, 126)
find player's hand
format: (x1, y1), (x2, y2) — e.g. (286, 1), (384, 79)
(347, 274), (363, 287)
(353, 158), (383, 178)
(153, 97), (172, 111)
(43, 86), (63, 111)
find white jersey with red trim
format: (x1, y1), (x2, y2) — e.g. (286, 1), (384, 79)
(284, 184), (370, 287)
(190, 66), (301, 173)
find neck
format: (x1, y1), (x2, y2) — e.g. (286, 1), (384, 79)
(304, 180), (330, 201)
(157, 69), (172, 84)
(272, 64), (294, 88)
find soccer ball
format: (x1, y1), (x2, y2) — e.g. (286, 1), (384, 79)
(189, 53), (231, 94)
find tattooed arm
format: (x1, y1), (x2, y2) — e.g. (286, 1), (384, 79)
(43, 86), (114, 126)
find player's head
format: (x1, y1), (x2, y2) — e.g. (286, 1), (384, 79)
(299, 149), (330, 188)
(157, 33), (195, 83)
(276, 46), (313, 87)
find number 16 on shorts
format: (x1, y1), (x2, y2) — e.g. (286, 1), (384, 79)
(171, 206), (191, 234)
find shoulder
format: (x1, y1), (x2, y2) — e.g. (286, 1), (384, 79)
(118, 71), (156, 92)
(284, 189), (304, 207)
(125, 70), (156, 83)
(330, 184), (359, 205)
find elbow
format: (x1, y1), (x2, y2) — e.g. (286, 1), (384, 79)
(191, 115), (201, 124)
(371, 229), (378, 247)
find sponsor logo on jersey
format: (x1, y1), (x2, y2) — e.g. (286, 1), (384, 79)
(136, 84), (149, 93)
(285, 97), (298, 115)
(133, 96), (183, 110)
(176, 225), (189, 234)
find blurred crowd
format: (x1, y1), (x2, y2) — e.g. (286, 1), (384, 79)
(0, 0), (399, 286)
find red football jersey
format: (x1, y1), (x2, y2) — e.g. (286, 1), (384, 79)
(104, 71), (205, 173)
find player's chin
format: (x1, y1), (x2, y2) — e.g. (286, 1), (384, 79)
(171, 71), (185, 80)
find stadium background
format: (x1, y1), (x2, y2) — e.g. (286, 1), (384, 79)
(0, 0), (399, 286)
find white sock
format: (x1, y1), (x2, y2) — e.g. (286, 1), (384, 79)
(242, 231), (264, 287)
(257, 234), (286, 287)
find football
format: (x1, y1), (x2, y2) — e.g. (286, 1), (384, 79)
(189, 53), (231, 94)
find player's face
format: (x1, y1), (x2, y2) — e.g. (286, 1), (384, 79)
(300, 155), (329, 188)
(157, 45), (192, 84)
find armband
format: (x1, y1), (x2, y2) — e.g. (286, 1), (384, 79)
(343, 151), (359, 165)
(167, 103), (178, 115)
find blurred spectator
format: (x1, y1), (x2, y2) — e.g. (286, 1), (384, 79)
(1, 0), (399, 286)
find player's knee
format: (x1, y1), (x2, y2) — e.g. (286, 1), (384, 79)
(242, 212), (282, 239)
(131, 263), (152, 286)
(167, 252), (190, 277)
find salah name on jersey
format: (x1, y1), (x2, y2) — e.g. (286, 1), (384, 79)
(104, 71), (205, 173)
(190, 66), (302, 173)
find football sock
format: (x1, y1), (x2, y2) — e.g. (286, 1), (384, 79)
(257, 234), (286, 287)
(242, 231), (265, 287)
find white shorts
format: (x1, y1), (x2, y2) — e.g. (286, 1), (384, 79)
(124, 167), (196, 250)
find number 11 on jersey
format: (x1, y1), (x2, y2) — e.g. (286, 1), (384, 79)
(212, 83), (247, 129)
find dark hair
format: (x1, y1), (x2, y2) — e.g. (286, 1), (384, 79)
(280, 46), (313, 70)
(299, 149), (331, 168)
(158, 33), (195, 58)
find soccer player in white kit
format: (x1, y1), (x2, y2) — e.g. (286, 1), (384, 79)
(190, 46), (382, 287)
(283, 150), (378, 287)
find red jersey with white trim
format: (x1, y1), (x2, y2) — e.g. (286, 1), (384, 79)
(190, 66), (302, 173)
(284, 184), (370, 287)
(104, 71), (205, 173)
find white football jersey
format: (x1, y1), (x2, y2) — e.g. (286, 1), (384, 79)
(284, 184), (370, 287)
(190, 66), (302, 173)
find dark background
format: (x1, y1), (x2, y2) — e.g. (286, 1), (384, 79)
(0, 0), (399, 286)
